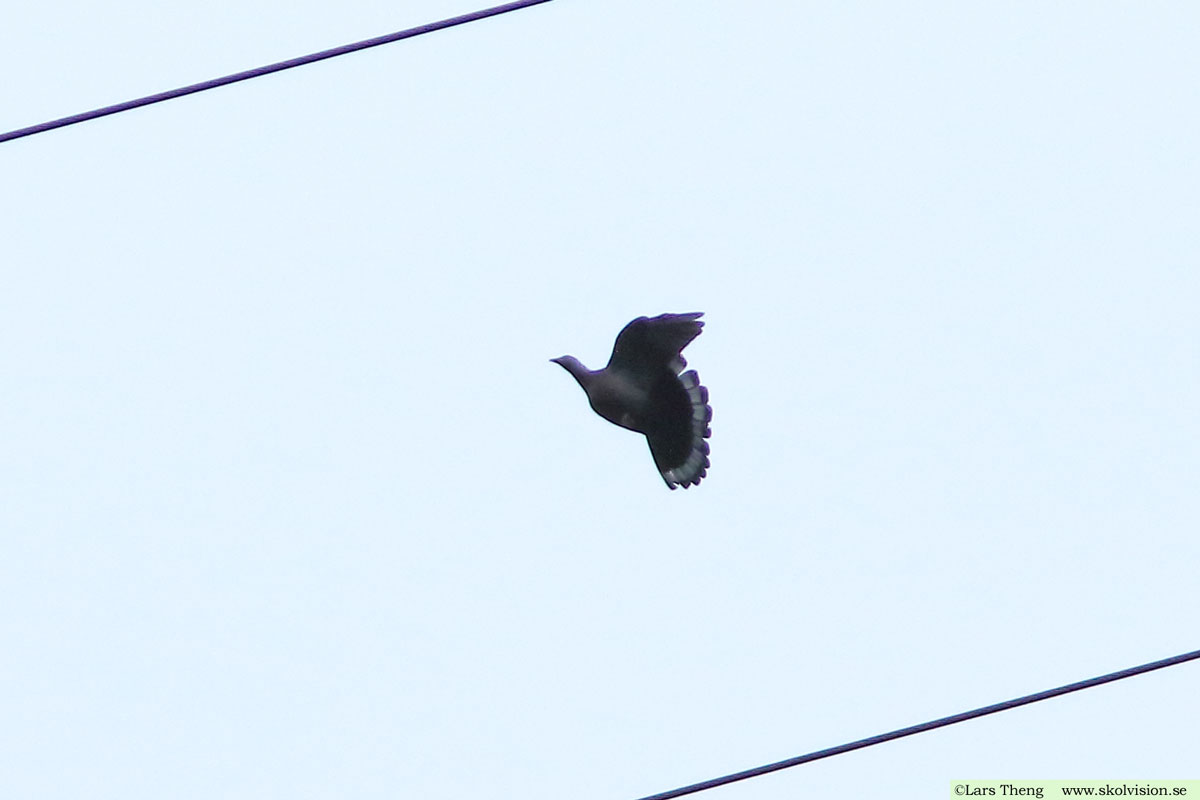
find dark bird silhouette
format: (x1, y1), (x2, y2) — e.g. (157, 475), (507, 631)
(552, 313), (712, 489)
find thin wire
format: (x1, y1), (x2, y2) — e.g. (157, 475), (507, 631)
(0, 0), (554, 144)
(636, 648), (1200, 800)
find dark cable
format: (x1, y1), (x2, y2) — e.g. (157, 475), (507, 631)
(637, 648), (1200, 800)
(0, 0), (554, 144)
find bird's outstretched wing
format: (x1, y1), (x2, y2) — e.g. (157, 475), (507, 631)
(644, 369), (712, 489)
(606, 312), (704, 377)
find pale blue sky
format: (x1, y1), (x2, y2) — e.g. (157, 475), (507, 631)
(2, 2), (1198, 798)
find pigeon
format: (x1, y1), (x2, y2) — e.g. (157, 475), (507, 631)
(552, 313), (712, 489)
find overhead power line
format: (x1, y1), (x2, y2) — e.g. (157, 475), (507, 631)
(636, 647), (1200, 800)
(0, 0), (554, 144)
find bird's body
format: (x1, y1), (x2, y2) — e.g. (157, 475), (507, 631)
(552, 313), (712, 489)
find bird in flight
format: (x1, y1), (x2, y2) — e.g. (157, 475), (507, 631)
(552, 312), (712, 489)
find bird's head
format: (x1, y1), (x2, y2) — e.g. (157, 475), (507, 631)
(550, 355), (591, 386)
